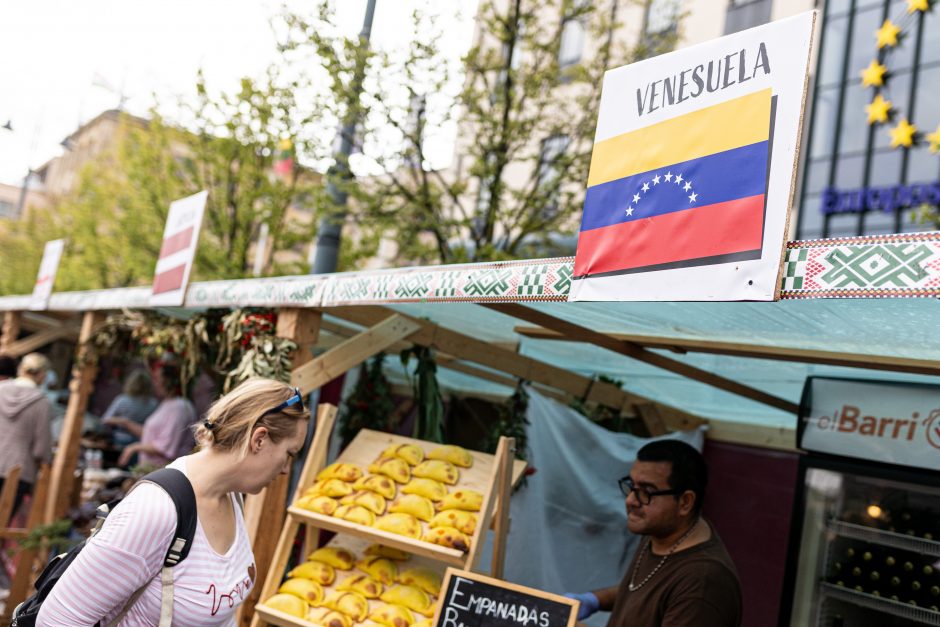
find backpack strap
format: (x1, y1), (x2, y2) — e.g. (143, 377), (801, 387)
(104, 468), (197, 627)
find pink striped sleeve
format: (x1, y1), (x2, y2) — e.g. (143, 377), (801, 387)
(37, 484), (177, 626)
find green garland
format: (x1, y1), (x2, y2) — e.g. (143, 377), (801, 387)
(338, 353), (396, 445)
(485, 380), (530, 461)
(400, 346), (444, 443)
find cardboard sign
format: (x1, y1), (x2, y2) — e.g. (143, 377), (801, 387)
(798, 376), (940, 471)
(431, 568), (578, 627)
(150, 191), (208, 306)
(30, 239), (66, 310)
(570, 11), (816, 301)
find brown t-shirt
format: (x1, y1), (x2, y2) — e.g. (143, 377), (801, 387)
(606, 527), (742, 627)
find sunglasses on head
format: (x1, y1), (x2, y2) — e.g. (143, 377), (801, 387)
(261, 387), (304, 418)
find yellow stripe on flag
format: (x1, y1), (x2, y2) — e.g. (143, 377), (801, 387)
(587, 88), (772, 188)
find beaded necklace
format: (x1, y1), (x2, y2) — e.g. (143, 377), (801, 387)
(628, 518), (701, 592)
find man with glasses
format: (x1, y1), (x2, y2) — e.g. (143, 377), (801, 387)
(567, 439), (741, 626)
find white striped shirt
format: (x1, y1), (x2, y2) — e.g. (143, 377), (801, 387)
(38, 457), (255, 626)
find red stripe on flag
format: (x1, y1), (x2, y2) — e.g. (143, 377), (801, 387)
(152, 263), (187, 295)
(574, 195), (765, 277)
(158, 226), (195, 260)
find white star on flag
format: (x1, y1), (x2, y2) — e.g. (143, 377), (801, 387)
(632, 193), (640, 203)
(652, 175), (661, 185)
(664, 172), (673, 182)
(689, 192), (698, 203)
(675, 174), (683, 184)
(625, 206), (634, 217)
(683, 182), (692, 191)
(641, 182), (650, 192)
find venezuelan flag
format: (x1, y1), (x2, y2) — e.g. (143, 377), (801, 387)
(574, 88), (774, 279)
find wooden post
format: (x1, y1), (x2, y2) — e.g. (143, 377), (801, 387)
(0, 311), (22, 354)
(45, 311), (104, 525)
(0, 465), (22, 527)
(238, 309), (321, 627)
(0, 464), (50, 624)
(249, 404), (337, 627)
(490, 437), (515, 579)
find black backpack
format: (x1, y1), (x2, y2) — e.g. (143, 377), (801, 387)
(11, 468), (197, 627)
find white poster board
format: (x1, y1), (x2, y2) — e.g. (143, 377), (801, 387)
(799, 377), (940, 472)
(30, 238), (66, 310)
(570, 11), (816, 301)
(150, 190), (208, 306)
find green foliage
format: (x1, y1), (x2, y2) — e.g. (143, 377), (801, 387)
(400, 346), (444, 443)
(18, 518), (74, 553)
(280, 0), (680, 265)
(338, 354), (396, 445)
(485, 380), (530, 461)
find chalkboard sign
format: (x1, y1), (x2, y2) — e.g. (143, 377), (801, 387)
(431, 568), (578, 627)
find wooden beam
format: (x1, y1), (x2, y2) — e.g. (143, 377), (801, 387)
(0, 465), (21, 527)
(0, 311), (22, 354)
(3, 326), (75, 358)
(487, 304), (799, 416)
(238, 309), (322, 627)
(0, 464), (50, 624)
(291, 314), (422, 395)
(45, 311), (105, 524)
(322, 306), (709, 430)
(513, 326), (940, 377)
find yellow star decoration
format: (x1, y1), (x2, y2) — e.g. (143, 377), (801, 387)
(907, 0), (930, 13)
(866, 94), (892, 124)
(889, 118), (917, 148)
(861, 60), (888, 87)
(876, 19), (901, 48)
(928, 125), (940, 153)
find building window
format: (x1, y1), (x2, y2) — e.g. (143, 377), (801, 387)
(723, 0), (772, 36)
(537, 134), (570, 215)
(559, 16), (585, 68)
(796, 0), (940, 240)
(0, 200), (15, 218)
(645, 0), (681, 37)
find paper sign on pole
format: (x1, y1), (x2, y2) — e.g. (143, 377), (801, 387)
(30, 238), (66, 310)
(150, 190), (208, 306)
(570, 11), (816, 301)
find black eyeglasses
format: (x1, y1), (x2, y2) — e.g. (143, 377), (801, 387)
(618, 476), (683, 505)
(261, 387), (304, 418)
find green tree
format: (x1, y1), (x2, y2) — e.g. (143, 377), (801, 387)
(282, 0), (679, 265)
(0, 69), (324, 295)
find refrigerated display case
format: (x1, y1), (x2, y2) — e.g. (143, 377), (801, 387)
(780, 377), (940, 627)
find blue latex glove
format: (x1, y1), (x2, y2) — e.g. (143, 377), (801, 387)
(564, 592), (600, 620)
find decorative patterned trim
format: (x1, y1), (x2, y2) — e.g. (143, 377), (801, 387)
(1, 235), (939, 311)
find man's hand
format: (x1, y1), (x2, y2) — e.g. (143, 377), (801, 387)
(564, 592), (600, 620)
(117, 443), (140, 467)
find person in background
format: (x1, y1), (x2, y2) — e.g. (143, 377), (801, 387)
(0, 354), (16, 381)
(566, 440), (742, 627)
(117, 359), (197, 468)
(37, 378), (309, 625)
(101, 370), (159, 447)
(0, 353), (53, 515)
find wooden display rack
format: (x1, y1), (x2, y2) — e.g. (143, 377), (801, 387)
(252, 404), (521, 627)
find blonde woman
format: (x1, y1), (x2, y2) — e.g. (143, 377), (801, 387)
(37, 378), (309, 626)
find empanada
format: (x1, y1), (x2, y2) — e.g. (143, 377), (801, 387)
(278, 577), (324, 606)
(412, 620), (433, 627)
(427, 444), (473, 468)
(401, 478), (447, 502)
(389, 494), (435, 522)
(412, 460), (459, 485)
(295, 494), (338, 515)
(438, 489), (483, 512)
(356, 556), (399, 585)
(306, 607), (352, 627)
(374, 512), (422, 539)
(322, 590), (369, 622)
(336, 573), (384, 599)
(398, 567), (443, 597)
(369, 602), (416, 627)
(317, 462), (364, 483)
(287, 560), (336, 585)
(369, 456), (412, 484)
(422, 526), (471, 552)
(365, 543), (412, 561)
(340, 489), (387, 515)
(353, 474), (398, 499)
(307, 547), (355, 570)
(382, 443), (425, 466)
(264, 593), (307, 618)
(334, 504), (376, 526)
(380, 584), (433, 616)
(305, 479), (353, 498)
(429, 510), (477, 535)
